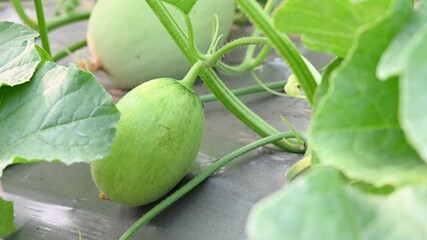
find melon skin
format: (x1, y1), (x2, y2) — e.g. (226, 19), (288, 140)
(87, 0), (235, 89)
(91, 78), (205, 206)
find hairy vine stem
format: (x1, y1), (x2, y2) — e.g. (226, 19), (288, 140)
(206, 37), (270, 66)
(180, 37), (271, 89)
(215, 45), (272, 74)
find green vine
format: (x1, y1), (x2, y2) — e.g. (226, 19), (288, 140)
(46, 11), (91, 31)
(235, 0), (317, 106)
(250, 71), (305, 99)
(34, 0), (51, 55)
(52, 39), (88, 62)
(200, 81), (286, 103)
(11, 0), (90, 32)
(183, 14), (205, 59)
(242, 0), (277, 62)
(11, 0), (38, 29)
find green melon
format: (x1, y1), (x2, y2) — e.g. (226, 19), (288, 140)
(87, 0), (235, 89)
(91, 78), (205, 206)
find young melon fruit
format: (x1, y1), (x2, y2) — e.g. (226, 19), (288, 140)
(91, 78), (205, 206)
(87, 0), (235, 89)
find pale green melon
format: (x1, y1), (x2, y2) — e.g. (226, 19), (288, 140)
(91, 78), (205, 206)
(87, 0), (235, 89)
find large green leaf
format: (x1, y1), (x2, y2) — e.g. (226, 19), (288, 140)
(247, 167), (427, 240)
(377, 0), (427, 79)
(0, 22), (41, 87)
(0, 197), (15, 237)
(310, 0), (427, 186)
(162, 0), (198, 14)
(399, 33), (427, 163)
(377, 1), (427, 163)
(0, 62), (120, 176)
(273, 0), (393, 57)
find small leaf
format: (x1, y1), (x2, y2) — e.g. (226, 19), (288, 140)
(0, 22), (41, 87)
(247, 167), (427, 240)
(35, 45), (53, 63)
(313, 58), (343, 109)
(310, 0), (427, 186)
(273, 0), (394, 57)
(162, 0), (198, 14)
(0, 197), (15, 237)
(0, 62), (120, 176)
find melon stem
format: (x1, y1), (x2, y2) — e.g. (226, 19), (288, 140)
(180, 60), (206, 90)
